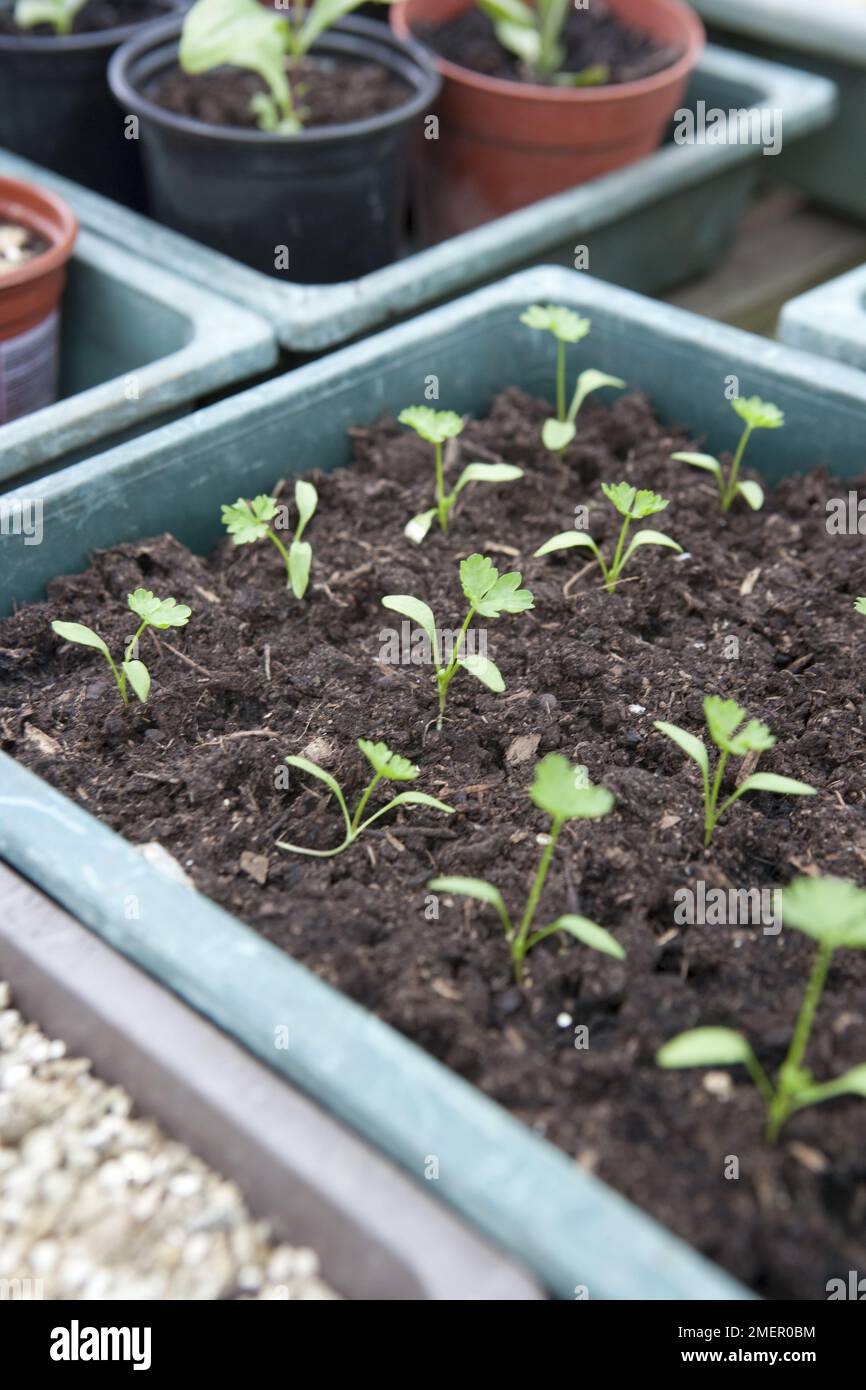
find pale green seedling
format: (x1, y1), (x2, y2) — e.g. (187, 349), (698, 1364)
(535, 481), (682, 593)
(430, 754), (620, 983)
(520, 304), (625, 452)
(51, 590), (192, 706)
(180, 0), (396, 132)
(382, 553), (533, 730)
(672, 395), (784, 513)
(658, 876), (866, 1142)
(276, 738), (452, 857)
(654, 695), (816, 848)
(476, 0), (610, 84)
(398, 406), (523, 543)
(221, 480), (317, 598)
(855, 597), (866, 616)
(14, 0), (85, 35)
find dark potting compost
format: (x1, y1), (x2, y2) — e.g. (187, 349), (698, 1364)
(2, 388), (865, 1299)
(149, 56), (411, 130)
(0, 1), (164, 36)
(416, 5), (681, 85)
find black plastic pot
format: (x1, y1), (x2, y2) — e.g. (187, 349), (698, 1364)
(0, 1), (182, 210)
(108, 15), (440, 284)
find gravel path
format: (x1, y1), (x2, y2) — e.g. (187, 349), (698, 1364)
(0, 982), (339, 1300)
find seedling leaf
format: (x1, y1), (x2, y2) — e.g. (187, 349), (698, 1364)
(620, 529), (683, 568)
(128, 590), (191, 629)
(782, 876), (866, 949)
(732, 396), (785, 430)
(735, 772), (816, 799)
(653, 720), (709, 777)
(736, 479), (765, 511)
(520, 304), (590, 343)
(545, 914), (625, 959)
(672, 451), (722, 477)
(458, 654), (505, 693)
(657, 1027), (755, 1069)
(221, 495), (277, 545)
(358, 739), (418, 782)
(542, 418), (576, 452)
(123, 660), (151, 705)
(533, 531), (601, 560)
(453, 462), (524, 495)
(294, 479), (318, 534)
(381, 595), (439, 662)
(51, 621), (110, 658)
(398, 405), (463, 445)
(530, 754), (614, 821)
(288, 540), (312, 600)
(404, 509), (437, 545)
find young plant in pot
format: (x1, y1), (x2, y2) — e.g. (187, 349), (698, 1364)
(391, 0), (705, 241)
(108, 0), (441, 282)
(0, 174), (77, 425)
(0, 0), (183, 209)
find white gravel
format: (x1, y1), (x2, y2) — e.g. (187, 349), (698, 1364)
(0, 982), (339, 1301)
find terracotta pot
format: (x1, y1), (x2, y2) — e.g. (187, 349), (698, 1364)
(0, 177), (78, 424)
(392, 0), (705, 240)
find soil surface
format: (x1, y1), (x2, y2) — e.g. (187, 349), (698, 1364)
(2, 387), (865, 1300)
(0, 1), (165, 37)
(149, 57), (411, 131)
(416, 3), (681, 86)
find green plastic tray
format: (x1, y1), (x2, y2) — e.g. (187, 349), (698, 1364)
(0, 43), (837, 352)
(691, 0), (866, 218)
(5, 266), (866, 1297)
(0, 228), (277, 488)
(779, 263), (866, 371)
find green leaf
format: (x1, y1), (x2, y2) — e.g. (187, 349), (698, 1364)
(620, 529), (682, 570)
(51, 621), (110, 659)
(782, 876), (866, 950)
(288, 540), (312, 600)
(384, 791), (454, 815)
(15, 0), (85, 34)
(381, 595), (439, 667)
(458, 654), (505, 693)
(221, 495), (278, 545)
(559, 63), (610, 87)
(547, 915), (625, 959)
(731, 396), (785, 431)
(601, 481), (637, 517)
(542, 418), (576, 452)
(727, 720), (776, 756)
(398, 405), (463, 445)
(736, 773), (815, 799)
(294, 479), (318, 535)
(296, 0), (394, 54)
(703, 695), (749, 753)
(180, 0), (293, 121)
(854, 597), (866, 616)
(459, 553), (499, 607)
(123, 659), (151, 705)
(476, 0), (537, 27)
(736, 479), (765, 511)
(657, 1027), (755, 1069)
(671, 451), (722, 478)
(631, 490), (670, 520)
(530, 754), (614, 822)
(452, 462), (524, 496)
(809, 1064), (866, 1100)
(357, 739), (418, 783)
(493, 17), (542, 65)
(653, 721), (709, 778)
(404, 509), (437, 545)
(127, 590), (191, 629)
(284, 754), (343, 799)
(428, 875), (513, 934)
(569, 369), (626, 420)
(534, 531), (602, 561)
(519, 304), (591, 344)
(473, 571), (534, 619)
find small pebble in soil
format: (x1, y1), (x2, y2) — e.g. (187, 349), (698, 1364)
(556, 1013), (573, 1029)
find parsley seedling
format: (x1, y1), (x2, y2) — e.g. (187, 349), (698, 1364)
(672, 395), (784, 513)
(476, 1), (610, 85)
(855, 597), (866, 616)
(382, 553), (533, 730)
(276, 738), (453, 857)
(520, 304), (625, 452)
(430, 754), (620, 983)
(398, 405), (523, 543)
(14, 0), (85, 35)
(654, 695), (816, 848)
(535, 481), (682, 593)
(221, 480), (317, 598)
(658, 876), (866, 1142)
(180, 0), (396, 132)
(51, 590), (191, 706)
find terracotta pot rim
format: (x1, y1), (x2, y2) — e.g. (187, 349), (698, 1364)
(0, 177), (78, 294)
(392, 0), (705, 104)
